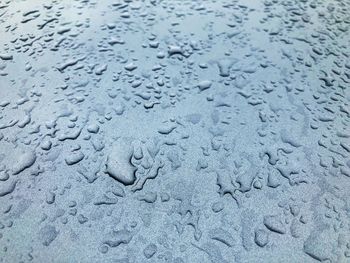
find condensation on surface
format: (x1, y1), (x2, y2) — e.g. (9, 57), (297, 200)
(0, 0), (350, 262)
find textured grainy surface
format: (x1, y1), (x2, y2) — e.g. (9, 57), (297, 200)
(0, 0), (350, 262)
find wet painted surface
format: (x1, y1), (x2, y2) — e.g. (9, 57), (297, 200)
(0, 0), (350, 262)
